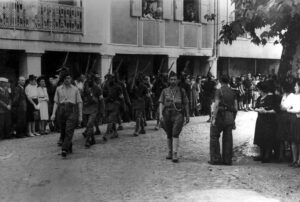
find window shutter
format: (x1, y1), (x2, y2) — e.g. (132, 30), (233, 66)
(200, 0), (209, 23)
(163, 0), (173, 20)
(174, 0), (183, 21)
(131, 0), (142, 17)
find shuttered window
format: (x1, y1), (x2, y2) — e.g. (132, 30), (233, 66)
(174, 0), (183, 21)
(131, 0), (142, 17)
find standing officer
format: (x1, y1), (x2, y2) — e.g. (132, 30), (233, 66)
(209, 75), (238, 165)
(51, 72), (83, 158)
(159, 71), (189, 163)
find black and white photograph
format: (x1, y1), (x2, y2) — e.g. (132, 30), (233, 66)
(0, 0), (299, 201)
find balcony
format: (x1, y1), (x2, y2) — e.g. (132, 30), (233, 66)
(0, 0), (83, 34)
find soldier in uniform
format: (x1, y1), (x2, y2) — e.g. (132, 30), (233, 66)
(103, 74), (123, 140)
(209, 75), (238, 165)
(159, 71), (190, 163)
(82, 75), (103, 148)
(130, 73), (148, 136)
(51, 72), (83, 158)
(0, 78), (12, 139)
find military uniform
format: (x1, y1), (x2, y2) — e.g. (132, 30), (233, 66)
(210, 84), (237, 165)
(159, 85), (189, 162)
(82, 84), (102, 147)
(152, 75), (168, 129)
(103, 79), (123, 140)
(0, 85), (11, 139)
(131, 81), (148, 136)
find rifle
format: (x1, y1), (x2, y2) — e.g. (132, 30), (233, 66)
(158, 58), (165, 74)
(108, 59), (113, 74)
(115, 58), (124, 73)
(85, 54), (91, 75)
(141, 61), (151, 73)
(63, 52), (69, 66)
(183, 60), (190, 73)
(131, 60), (139, 90)
(167, 62), (175, 73)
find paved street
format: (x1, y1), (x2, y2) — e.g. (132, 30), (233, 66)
(0, 112), (300, 202)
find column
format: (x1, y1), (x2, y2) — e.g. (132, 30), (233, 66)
(168, 56), (178, 74)
(208, 57), (218, 78)
(19, 52), (43, 77)
(98, 54), (114, 82)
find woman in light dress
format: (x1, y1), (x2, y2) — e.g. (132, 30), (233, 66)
(37, 77), (49, 135)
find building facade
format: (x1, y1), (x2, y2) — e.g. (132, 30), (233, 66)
(0, 0), (283, 85)
(217, 0), (283, 77)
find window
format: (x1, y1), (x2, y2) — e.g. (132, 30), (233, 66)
(184, 0), (199, 23)
(142, 0), (163, 20)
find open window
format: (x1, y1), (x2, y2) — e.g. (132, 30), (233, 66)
(142, 0), (163, 20)
(183, 0), (199, 23)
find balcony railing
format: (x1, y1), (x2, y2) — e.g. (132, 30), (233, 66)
(0, 1), (83, 34)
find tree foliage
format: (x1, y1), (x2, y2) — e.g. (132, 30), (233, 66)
(219, 0), (300, 75)
(219, 0), (300, 45)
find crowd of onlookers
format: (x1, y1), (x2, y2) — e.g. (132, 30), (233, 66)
(1, 70), (300, 167)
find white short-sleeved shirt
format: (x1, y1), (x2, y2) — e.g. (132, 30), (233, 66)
(25, 84), (38, 99)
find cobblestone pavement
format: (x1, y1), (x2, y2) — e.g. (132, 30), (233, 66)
(0, 112), (300, 202)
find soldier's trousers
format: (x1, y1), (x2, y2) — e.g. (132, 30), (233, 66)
(0, 112), (11, 139)
(134, 109), (145, 133)
(83, 112), (97, 141)
(210, 123), (233, 164)
(57, 103), (78, 152)
(162, 109), (184, 139)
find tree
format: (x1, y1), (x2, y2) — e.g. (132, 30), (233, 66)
(218, 0), (300, 77)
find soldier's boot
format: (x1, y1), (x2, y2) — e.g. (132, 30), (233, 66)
(166, 139), (172, 160)
(172, 138), (179, 163)
(103, 123), (112, 142)
(68, 143), (73, 154)
(133, 118), (140, 136)
(110, 124), (119, 139)
(139, 118), (146, 134)
(90, 135), (96, 145)
(85, 137), (91, 148)
(117, 125), (124, 131)
(95, 125), (101, 135)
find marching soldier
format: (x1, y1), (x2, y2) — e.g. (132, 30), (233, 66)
(159, 71), (189, 163)
(82, 75), (103, 148)
(51, 71), (83, 158)
(130, 73), (148, 136)
(0, 78), (12, 139)
(152, 72), (168, 130)
(103, 74), (123, 140)
(209, 75), (238, 165)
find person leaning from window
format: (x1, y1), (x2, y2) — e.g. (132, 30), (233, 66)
(51, 71), (83, 158)
(159, 71), (189, 163)
(209, 75), (238, 166)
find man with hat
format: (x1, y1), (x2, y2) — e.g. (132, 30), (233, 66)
(51, 71), (83, 158)
(209, 75), (238, 165)
(0, 77), (12, 139)
(159, 71), (190, 163)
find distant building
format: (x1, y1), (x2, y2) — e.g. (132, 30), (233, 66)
(217, 0), (282, 77)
